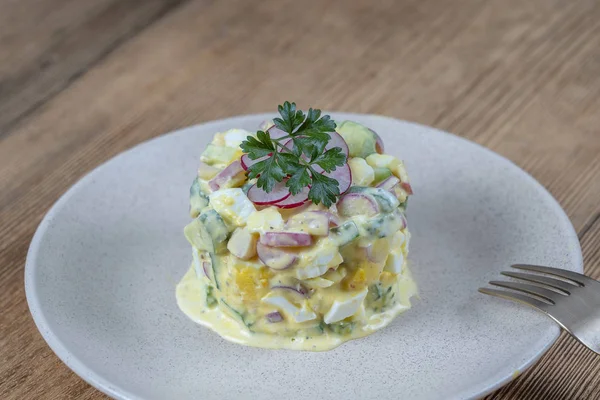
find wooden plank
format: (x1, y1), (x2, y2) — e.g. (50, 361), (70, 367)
(0, 0), (599, 398)
(0, 0), (187, 134)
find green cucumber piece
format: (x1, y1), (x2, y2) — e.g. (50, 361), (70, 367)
(199, 210), (230, 250)
(346, 187), (399, 212)
(372, 167), (392, 185)
(327, 320), (355, 335)
(361, 210), (404, 239)
(189, 177), (209, 217)
(221, 301), (255, 331)
(184, 218), (215, 253)
(335, 121), (377, 158)
(331, 221), (359, 246)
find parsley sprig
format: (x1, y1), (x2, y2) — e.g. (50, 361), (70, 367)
(240, 102), (347, 207)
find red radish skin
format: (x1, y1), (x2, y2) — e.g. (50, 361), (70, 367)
(256, 243), (298, 270)
(260, 232), (313, 247)
(328, 163), (352, 194)
(241, 154), (269, 171)
(338, 193), (380, 217)
(275, 187), (310, 209)
(208, 160), (244, 191)
(325, 131), (350, 157)
(369, 128), (385, 154)
(271, 285), (309, 298)
(247, 182), (291, 205)
(377, 176), (400, 191)
(202, 261), (211, 279)
(400, 182), (414, 195)
(266, 311), (284, 323)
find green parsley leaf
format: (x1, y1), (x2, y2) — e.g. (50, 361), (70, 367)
(308, 172), (340, 208)
(241, 102), (347, 206)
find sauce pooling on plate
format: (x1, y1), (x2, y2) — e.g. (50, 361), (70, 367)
(176, 114), (417, 351)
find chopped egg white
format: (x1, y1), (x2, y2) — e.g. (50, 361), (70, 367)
(209, 188), (256, 226)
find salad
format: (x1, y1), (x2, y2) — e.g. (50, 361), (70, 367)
(176, 103), (417, 351)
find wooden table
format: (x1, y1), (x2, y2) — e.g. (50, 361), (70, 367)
(1, 0), (599, 398)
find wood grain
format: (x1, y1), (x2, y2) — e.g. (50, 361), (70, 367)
(0, 0), (599, 398)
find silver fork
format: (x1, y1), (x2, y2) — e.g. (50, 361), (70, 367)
(480, 264), (600, 355)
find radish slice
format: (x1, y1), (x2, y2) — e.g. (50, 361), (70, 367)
(272, 285), (309, 298)
(247, 182), (291, 205)
(256, 243), (298, 270)
(267, 126), (288, 140)
(327, 163), (352, 194)
(338, 193), (380, 217)
(369, 128), (385, 154)
(400, 182), (414, 195)
(202, 261), (211, 279)
(241, 154), (269, 171)
(266, 311), (283, 323)
(275, 186), (310, 209)
(260, 232), (313, 247)
(209, 160), (244, 191)
(377, 176), (400, 191)
(326, 131), (350, 157)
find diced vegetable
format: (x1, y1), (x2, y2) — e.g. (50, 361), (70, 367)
(256, 243), (298, 270)
(327, 320), (355, 335)
(247, 182), (291, 205)
(365, 153), (398, 169)
(260, 232), (313, 247)
(221, 300), (253, 329)
(247, 207), (285, 233)
(201, 144), (239, 166)
(361, 210), (406, 239)
(338, 193), (379, 217)
(227, 227), (258, 260)
(346, 186), (399, 212)
(208, 160), (246, 191)
(323, 288), (368, 324)
(266, 311), (283, 323)
(336, 121), (377, 158)
(303, 277), (335, 288)
(372, 167), (392, 185)
(348, 157), (375, 186)
(330, 221), (359, 246)
(209, 188), (256, 226)
(197, 162), (220, 180)
(184, 218), (215, 253)
(199, 210), (230, 252)
(376, 176), (400, 191)
(286, 211), (330, 236)
(400, 181), (414, 195)
(189, 177), (209, 218)
(369, 128), (385, 154)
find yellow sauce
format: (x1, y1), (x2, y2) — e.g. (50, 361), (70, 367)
(176, 262), (418, 351)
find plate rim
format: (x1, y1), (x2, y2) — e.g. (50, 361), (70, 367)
(25, 112), (583, 400)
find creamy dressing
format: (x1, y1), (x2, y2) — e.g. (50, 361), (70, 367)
(176, 264), (418, 351)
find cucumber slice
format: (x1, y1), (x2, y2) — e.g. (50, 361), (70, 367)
(220, 301), (255, 331)
(206, 285), (218, 308)
(346, 187), (399, 212)
(336, 121), (377, 158)
(189, 177), (209, 217)
(373, 167), (392, 185)
(199, 210), (230, 243)
(361, 210), (404, 239)
(331, 221), (359, 246)
(184, 218), (215, 253)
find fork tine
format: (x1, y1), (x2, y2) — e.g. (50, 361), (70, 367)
(479, 288), (550, 310)
(501, 271), (573, 295)
(511, 264), (586, 286)
(488, 281), (557, 304)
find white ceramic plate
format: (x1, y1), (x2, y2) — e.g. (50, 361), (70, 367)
(25, 113), (582, 400)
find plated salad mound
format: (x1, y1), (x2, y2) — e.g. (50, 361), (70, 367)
(176, 102), (417, 351)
